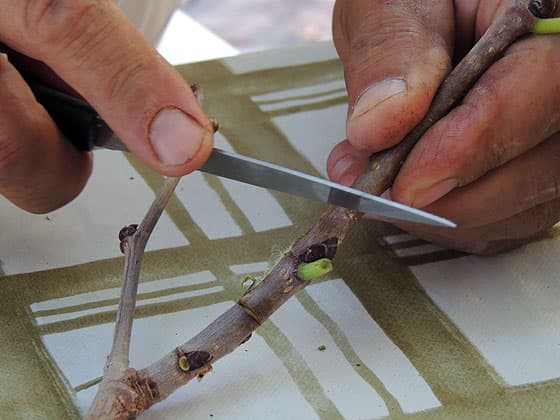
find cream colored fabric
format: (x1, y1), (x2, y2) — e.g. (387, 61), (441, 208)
(1, 43), (559, 419)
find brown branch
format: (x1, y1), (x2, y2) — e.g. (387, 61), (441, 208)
(85, 1), (556, 418)
(86, 177), (180, 418)
(108, 177), (181, 377)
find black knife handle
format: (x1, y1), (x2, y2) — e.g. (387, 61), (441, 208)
(26, 79), (102, 151)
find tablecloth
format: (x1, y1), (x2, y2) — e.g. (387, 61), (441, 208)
(1, 42), (559, 419)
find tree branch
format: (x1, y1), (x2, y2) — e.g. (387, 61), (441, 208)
(86, 177), (181, 418)
(108, 176), (181, 378)
(85, 1), (557, 418)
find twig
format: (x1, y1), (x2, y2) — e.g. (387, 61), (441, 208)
(86, 177), (180, 417)
(86, 1), (557, 418)
(108, 176), (181, 378)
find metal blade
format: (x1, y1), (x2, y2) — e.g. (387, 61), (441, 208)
(200, 149), (455, 227)
(99, 135), (454, 227)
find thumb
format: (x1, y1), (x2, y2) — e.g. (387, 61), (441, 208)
(333, 0), (454, 154)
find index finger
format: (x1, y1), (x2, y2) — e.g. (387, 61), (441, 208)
(0, 0), (213, 176)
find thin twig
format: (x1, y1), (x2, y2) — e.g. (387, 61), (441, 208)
(86, 1), (556, 417)
(86, 177), (180, 417)
(107, 176), (180, 378)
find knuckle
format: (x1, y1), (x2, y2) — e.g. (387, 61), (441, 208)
(446, 84), (505, 179)
(103, 56), (152, 104)
(349, 21), (421, 70)
(465, 73), (501, 126)
(24, 0), (111, 52)
(414, 106), (475, 177)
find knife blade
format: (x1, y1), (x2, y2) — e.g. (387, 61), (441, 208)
(29, 80), (455, 227)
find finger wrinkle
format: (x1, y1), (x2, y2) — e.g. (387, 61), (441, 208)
(25, 0), (97, 41)
(60, 16), (117, 68)
(104, 57), (151, 104)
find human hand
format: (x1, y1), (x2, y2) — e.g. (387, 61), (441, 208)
(327, 0), (560, 255)
(0, 0), (214, 213)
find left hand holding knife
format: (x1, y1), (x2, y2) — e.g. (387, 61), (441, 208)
(0, 0), (213, 213)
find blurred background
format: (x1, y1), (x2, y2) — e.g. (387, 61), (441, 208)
(184, 0), (334, 52)
(116, 0), (335, 64)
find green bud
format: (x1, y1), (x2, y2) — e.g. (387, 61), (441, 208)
(297, 258), (333, 280)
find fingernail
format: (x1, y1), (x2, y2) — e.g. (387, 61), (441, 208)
(351, 78), (407, 119)
(412, 178), (458, 208)
(331, 154), (364, 186)
(0, 52), (8, 61)
(149, 107), (204, 166)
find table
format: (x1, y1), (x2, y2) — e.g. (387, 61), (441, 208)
(1, 10), (559, 420)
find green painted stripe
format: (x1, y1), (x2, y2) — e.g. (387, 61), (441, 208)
(258, 320), (345, 420)
(202, 172), (255, 235)
(31, 280), (219, 318)
(336, 221), (503, 405)
(296, 290), (403, 416)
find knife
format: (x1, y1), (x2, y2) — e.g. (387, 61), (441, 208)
(27, 80), (455, 227)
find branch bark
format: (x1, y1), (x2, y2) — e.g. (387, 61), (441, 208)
(86, 177), (180, 418)
(85, 1), (556, 418)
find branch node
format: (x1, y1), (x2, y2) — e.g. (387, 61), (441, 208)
(93, 369), (159, 419)
(237, 299), (263, 325)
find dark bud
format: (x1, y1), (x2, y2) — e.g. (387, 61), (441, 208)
(119, 224), (138, 241)
(529, 0), (557, 18)
(299, 237), (338, 263)
(119, 224), (138, 253)
(178, 350), (212, 372)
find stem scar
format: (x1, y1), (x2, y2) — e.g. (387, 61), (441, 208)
(237, 299), (263, 325)
(176, 348), (213, 373)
